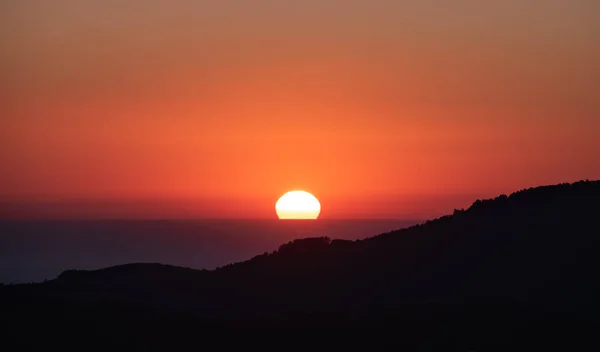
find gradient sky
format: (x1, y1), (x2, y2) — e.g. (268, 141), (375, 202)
(1, 0), (599, 219)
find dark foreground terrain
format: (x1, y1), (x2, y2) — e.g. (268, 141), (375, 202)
(2, 180), (600, 349)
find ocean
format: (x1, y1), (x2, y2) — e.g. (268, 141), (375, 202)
(0, 219), (420, 284)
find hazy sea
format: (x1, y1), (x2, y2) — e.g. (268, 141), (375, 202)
(0, 219), (420, 284)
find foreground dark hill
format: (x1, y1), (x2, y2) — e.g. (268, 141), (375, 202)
(2, 180), (600, 348)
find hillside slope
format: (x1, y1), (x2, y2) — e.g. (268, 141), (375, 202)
(2, 180), (599, 347)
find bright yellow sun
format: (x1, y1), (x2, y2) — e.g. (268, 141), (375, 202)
(275, 190), (321, 219)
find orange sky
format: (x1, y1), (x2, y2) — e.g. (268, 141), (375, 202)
(1, 1), (599, 219)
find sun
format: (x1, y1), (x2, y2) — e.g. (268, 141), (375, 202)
(275, 190), (321, 220)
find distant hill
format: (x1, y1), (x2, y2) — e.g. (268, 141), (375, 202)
(2, 180), (600, 348)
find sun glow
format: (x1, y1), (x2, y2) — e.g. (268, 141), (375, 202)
(275, 191), (321, 219)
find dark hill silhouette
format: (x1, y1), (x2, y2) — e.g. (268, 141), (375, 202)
(2, 180), (600, 349)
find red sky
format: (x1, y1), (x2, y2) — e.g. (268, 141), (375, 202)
(1, 1), (599, 219)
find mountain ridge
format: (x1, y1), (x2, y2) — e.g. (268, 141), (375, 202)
(2, 180), (599, 347)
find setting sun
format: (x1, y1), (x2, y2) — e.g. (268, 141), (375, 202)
(275, 191), (321, 219)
